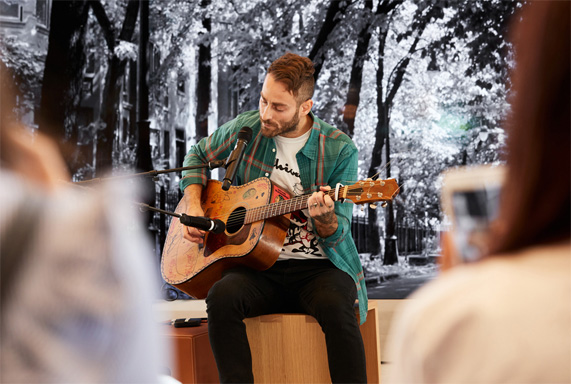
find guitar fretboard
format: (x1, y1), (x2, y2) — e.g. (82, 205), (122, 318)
(244, 188), (343, 224)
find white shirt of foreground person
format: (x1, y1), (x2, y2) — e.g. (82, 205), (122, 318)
(387, 243), (571, 384)
(0, 170), (172, 383)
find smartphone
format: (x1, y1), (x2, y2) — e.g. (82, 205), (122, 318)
(172, 318), (203, 328)
(441, 165), (505, 265)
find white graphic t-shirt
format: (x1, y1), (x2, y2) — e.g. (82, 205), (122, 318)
(270, 130), (325, 260)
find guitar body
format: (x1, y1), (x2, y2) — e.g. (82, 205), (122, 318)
(161, 178), (291, 299)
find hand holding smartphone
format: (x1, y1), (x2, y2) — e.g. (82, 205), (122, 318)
(440, 165), (505, 268)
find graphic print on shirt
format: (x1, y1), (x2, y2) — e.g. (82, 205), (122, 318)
(281, 209), (323, 257)
(274, 158), (300, 178)
(292, 182), (304, 196)
(270, 130), (324, 259)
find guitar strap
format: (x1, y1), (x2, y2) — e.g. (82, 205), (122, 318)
(1, 191), (44, 310)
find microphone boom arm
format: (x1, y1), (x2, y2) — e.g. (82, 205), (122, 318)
(138, 203), (225, 234)
(74, 160), (226, 185)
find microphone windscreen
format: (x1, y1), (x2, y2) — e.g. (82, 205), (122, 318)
(238, 126), (253, 142)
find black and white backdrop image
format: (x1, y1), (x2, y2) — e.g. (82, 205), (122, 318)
(0, 0), (519, 299)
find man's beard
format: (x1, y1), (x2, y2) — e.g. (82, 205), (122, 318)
(260, 112), (301, 138)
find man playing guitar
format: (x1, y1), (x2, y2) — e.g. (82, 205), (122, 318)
(180, 53), (367, 383)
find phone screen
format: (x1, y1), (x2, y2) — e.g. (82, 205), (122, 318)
(441, 165), (505, 265)
(451, 186), (502, 263)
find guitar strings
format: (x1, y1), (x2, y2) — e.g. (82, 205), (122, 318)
(369, 160), (391, 181)
(204, 189), (341, 226)
(187, 179), (395, 229)
(201, 186), (352, 227)
(214, 184), (392, 226)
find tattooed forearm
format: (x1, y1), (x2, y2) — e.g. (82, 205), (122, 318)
(314, 212), (336, 224)
(314, 212), (338, 238)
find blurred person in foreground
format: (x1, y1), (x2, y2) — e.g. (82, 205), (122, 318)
(386, 2), (570, 383)
(0, 62), (170, 383)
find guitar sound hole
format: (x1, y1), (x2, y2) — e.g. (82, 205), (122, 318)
(226, 206), (246, 234)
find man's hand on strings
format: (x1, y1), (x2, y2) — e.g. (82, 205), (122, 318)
(307, 186), (338, 238)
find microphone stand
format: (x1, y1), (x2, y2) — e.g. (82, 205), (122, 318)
(138, 203), (226, 234)
(74, 160), (230, 300)
(73, 160), (226, 185)
(138, 203), (181, 220)
(73, 160), (227, 232)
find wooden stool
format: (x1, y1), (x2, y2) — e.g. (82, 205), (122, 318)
(244, 302), (380, 383)
(162, 323), (219, 384)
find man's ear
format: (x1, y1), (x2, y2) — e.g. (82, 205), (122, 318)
(299, 99), (313, 116)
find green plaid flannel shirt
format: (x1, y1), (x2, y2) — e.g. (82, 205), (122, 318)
(180, 110), (368, 323)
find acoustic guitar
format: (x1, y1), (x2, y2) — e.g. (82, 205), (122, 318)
(161, 177), (399, 298)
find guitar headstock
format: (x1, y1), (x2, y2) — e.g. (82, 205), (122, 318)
(342, 178), (399, 206)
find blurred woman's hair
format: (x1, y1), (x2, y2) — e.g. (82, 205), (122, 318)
(0, 62), (16, 124)
(492, 1), (570, 254)
(1, 61), (19, 162)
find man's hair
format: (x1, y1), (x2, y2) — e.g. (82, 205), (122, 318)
(267, 53), (315, 104)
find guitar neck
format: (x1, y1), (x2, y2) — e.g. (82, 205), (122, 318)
(244, 189), (341, 224)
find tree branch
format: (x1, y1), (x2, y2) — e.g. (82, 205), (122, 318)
(308, 0), (353, 80)
(228, 0), (245, 16)
(118, 0), (139, 41)
(377, 0), (404, 16)
(88, 0), (115, 52)
(149, 20), (194, 88)
(386, 6), (432, 106)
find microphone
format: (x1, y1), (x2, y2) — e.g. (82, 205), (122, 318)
(179, 214), (226, 234)
(222, 126), (253, 191)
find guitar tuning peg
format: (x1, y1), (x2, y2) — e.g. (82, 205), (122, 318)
(360, 206), (365, 212)
(365, 178), (372, 181)
(369, 204), (377, 210)
(381, 202), (388, 208)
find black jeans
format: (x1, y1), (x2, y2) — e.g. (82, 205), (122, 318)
(206, 259), (367, 383)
